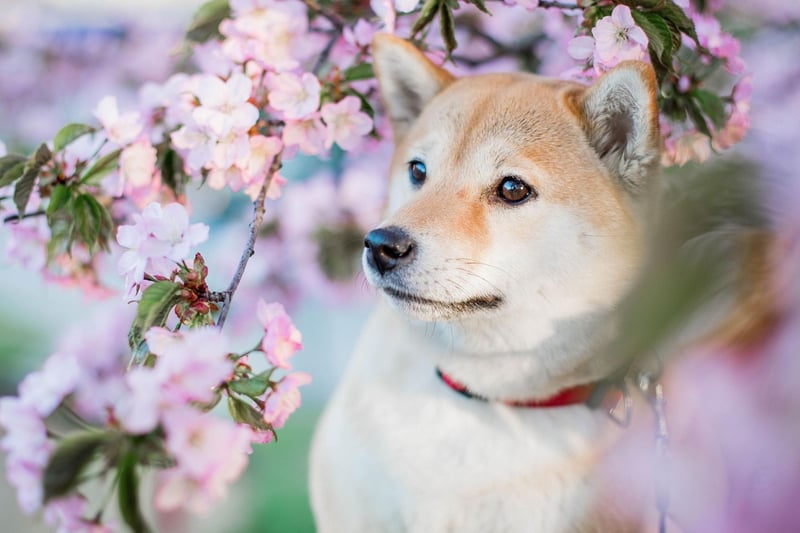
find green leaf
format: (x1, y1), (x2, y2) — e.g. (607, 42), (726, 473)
(227, 396), (271, 431)
(72, 194), (101, 250)
(157, 146), (187, 198)
(0, 158), (25, 188)
(693, 88), (727, 130)
(228, 370), (274, 397)
(128, 280), (183, 365)
(53, 123), (96, 153)
(43, 431), (111, 502)
(31, 143), (53, 168)
(13, 166), (37, 217)
(439, 3), (457, 57)
(47, 184), (72, 215)
(684, 95), (713, 138)
(80, 149), (121, 185)
(186, 0), (231, 43)
(343, 62), (375, 82)
(632, 11), (673, 63)
(412, 0), (441, 36)
(464, 0), (491, 15)
(118, 452), (150, 533)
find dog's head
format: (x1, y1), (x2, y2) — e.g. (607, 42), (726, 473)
(365, 35), (660, 348)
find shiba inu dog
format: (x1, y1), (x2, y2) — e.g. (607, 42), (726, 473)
(310, 34), (766, 532)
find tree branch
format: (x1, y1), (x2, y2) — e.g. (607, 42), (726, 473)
(3, 209), (46, 223)
(215, 152), (283, 328)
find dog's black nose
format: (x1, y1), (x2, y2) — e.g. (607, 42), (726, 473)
(364, 226), (416, 275)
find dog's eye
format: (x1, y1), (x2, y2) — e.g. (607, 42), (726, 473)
(496, 177), (535, 205)
(408, 160), (427, 187)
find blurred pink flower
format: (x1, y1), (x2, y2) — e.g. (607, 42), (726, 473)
(592, 5), (648, 68)
(693, 14), (745, 74)
(265, 71), (321, 120)
(156, 408), (253, 514)
(0, 397), (51, 514)
(119, 139), (157, 193)
(93, 96), (143, 146)
(258, 300), (303, 369)
(192, 73), (258, 137)
(5, 217), (49, 271)
(567, 35), (595, 61)
(116, 367), (162, 434)
(283, 115), (327, 156)
(320, 96), (373, 151)
(149, 327), (234, 404)
(43, 494), (90, 533)
(18, 352), (81, 417)
(263, 372), (311, 428)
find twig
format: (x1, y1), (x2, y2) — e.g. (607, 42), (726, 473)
(215, 151), (283, 328)
(538, 1), (581, 9)
(313, 33), (339, 74)
(3, 209), (46, 223)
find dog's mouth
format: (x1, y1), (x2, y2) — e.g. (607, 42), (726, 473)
(382, 285), (504, 316)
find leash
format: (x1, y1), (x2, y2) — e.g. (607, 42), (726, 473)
(436, 361), (672, 533)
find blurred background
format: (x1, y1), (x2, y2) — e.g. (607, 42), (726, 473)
(1, 0), (798, 531)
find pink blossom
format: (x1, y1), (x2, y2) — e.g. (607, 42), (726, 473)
(258, 300), (303, 369)
(693, 14), (745, 74)
(43, 494), (90, 533)
(119, 139), (157, 193)
(265, 173), (287, 200)
(115, 368), (163, 434)
(592, 5), (648, 69)
(18, 352), (81, 417)
(320, 96), (373, 151)
(0, 397), (51, 514)
(265, 71), (321, 120)
(263, 372), (312, 429)
(5, 217), (49, 271)
(171, 122), (217, 171)
(116, 202), (209, 295)
(148, 327), (234, 404)
(344, 19), (377, 48)
(93, 96), (143, 146)
(567, 35), (595, 61)
(156, 408), (253, 514)
(192, 73), (258, 137)
(283, 115), (327, 156)
(221, 1), (316, 72)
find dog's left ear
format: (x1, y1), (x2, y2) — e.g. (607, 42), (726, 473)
(569, 62), (661, 194)
(372, 34), (455, 140)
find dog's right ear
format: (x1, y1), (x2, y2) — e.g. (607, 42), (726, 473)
(372, 34), (455, 140)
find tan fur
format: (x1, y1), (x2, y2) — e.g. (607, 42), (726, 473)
(310, 34), (764, 533)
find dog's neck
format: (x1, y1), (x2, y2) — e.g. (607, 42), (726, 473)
(391, 298), (625, 401)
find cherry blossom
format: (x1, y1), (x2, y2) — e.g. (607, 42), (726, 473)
(192, 73), (258, 138)
(156, 408), (253, 514)
(116, 202), (209, 296)
(119, 139), (158, 194)
(591, 5), (648, 69)
(258, 300), (303, 369)
(93, 96), (143, 146)
(282, 115), (327, 156)
(18, 352), (81, 417)
(262, 372), (312, 429)
(265, 71), (321, 120)
(320, 96), (373, 151)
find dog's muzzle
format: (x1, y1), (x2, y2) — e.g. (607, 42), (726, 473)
(364, 226), (416, 275)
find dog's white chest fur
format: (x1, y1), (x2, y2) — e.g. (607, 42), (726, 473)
(310, 304), (629, 533)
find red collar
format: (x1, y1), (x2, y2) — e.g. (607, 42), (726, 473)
(435, 367), (624, 410)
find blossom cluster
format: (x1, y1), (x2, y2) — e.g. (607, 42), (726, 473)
(0, 299), (308, 528)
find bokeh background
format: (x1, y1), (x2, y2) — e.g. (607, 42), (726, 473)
(1, 0), (798, 531)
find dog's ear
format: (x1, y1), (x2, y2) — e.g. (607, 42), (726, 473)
(569, 62), (661, 194)
(372, 34), (455, 140)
